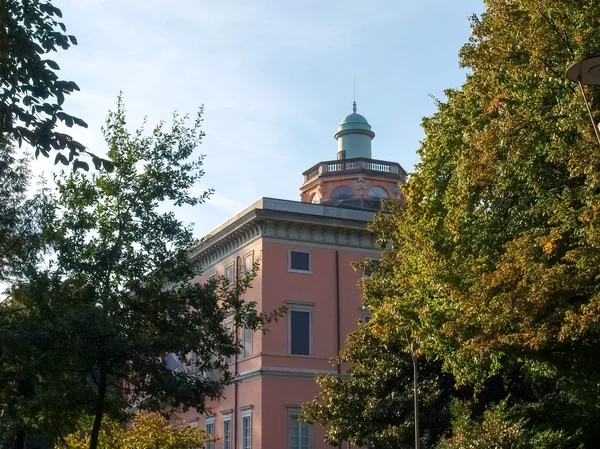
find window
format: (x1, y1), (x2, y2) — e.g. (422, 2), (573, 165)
(363, 259), (380, 279)
(289, 411), (312, 449)
(208, 273), (217, 281)
(225, 264), (234, 282)
(205, 418), (215, 449)
(243, 327), (253, 358)
(289, 250), (310, 272)
(310, 193), (320, 204)
(289, 305), (311, 355)
(361, 308), (372, 323)
(242, 252), (254, 276)
(241, 410), (252, 449)
(224, 319), (234, 364)
(330, 185), (353, 200)
(223, 416), (232, 449)
(368, 186), (389, 198)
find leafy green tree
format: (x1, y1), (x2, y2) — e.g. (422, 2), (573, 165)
(0, 97), (280, 449)
(0, 137), (53, 281)
(363, 0), (600, 447)
(0, 0), (111, 168)
(302, 322), (456, 449)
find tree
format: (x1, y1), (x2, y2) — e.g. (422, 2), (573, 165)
(0, 97), (280, 449)
(59, 412), (211, 449)
(0, 136), (53, 281)
(301, 321), (457, 449)
(362, 0), (600, 447)
(0, 0), (111, 168)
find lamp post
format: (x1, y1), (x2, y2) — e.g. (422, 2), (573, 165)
(566, 56), (600, 147)
(409, 338), (420, 449)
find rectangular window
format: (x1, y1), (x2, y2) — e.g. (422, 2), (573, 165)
(363, 259), (380, 279)
(243, 327), (253, 358)
(225, 264), (234, 282)
(208, 273), (217, 281)
(242, 413), (252, 449)
(290, 309), (310, 355)
(289, 412), (311, 449)
(224, 319), (234, 364)
(223, 417), (232, 449)
(205, 419), (215, 449)
(243, 253), (254, 276)
(289, 250), (310, 272)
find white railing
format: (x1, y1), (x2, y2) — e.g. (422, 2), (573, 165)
(303, 158), (403, 182)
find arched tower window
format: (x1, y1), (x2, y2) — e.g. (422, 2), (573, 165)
(368, 186), (388, 198)
(310, 193), (320, 204)
(330, 186), (354, 200)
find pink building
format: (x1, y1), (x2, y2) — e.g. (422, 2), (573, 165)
(181, 103), (406, 449)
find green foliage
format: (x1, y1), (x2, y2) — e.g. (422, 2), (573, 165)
(0, 137), (53, 281)
(311, 1), (600, 447)
(437, 400), (526, 449)
(0, 0), (112, 169)
(301, 323), (456, 449)
(0, 97), (281, 449)
(59, 412), (211, 449)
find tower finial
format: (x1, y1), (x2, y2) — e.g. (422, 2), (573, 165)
(353, 78), (356, 112)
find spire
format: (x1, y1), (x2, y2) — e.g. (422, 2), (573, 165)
(352, 101), (357, 113)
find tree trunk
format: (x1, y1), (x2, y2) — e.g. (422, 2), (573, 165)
(15, 431), (26, 449)
(89, 369), (107, 449)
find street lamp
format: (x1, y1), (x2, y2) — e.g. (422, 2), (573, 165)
(408, 338), (420, 449)
(566, 56), (600, 147)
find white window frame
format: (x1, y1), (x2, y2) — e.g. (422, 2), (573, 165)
(242, 251), (254, 276)
(224, 317), (234, 364)
(205, 416), (215, 449)
(287, 303), (313, 356)
(240, 408), (252, 449)
(222, 414), (232, 449)
(208, 272), (217, 281)
(288, 249), (312, 274)
(242, 327), (253, 359)
(288, 407), (312, 449)
(225, 263), (235, 282)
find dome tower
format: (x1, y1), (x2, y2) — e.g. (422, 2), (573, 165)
(299, 101), (407, 211)
(334, 101), (375, 160)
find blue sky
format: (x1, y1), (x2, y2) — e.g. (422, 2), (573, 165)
(45, 0), (485, 238)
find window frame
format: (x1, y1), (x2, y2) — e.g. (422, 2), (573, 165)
(223, 414), (232, 449)
(288, 303), (312, 356)
(225, 263), (235, 282)
(288, 249), (312, 274)
(242, 251), (254, 276)
(223, 317), (234, 365)
(242, 327), (253, 359)
(368, 185), (389, 198)
(205, 416), (215, 449)
(288, 407), (312, 449)
(241, 408), (252, 449)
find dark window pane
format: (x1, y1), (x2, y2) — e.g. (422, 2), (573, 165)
(290, 251), (310, 271)
(291, 310), (310, 355)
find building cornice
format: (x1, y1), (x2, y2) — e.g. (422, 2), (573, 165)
(236, 366), (342, 382)
(189, 198), (378, 269)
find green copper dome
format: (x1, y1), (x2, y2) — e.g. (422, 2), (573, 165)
(337, 102), (373, 133)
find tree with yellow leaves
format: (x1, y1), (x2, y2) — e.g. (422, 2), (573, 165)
(60, 412), (212, 449)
